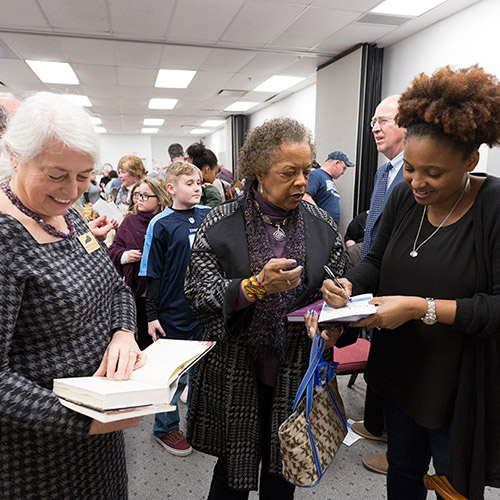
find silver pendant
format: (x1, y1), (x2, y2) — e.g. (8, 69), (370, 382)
(410, 250), (418, 258)
(272, 226), (286, 242)
(188, 217), (195, 224)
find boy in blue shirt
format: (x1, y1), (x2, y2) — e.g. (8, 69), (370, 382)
(139, 161), (210, 456)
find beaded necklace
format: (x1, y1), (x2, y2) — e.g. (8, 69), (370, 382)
(1, 180), (76, 239)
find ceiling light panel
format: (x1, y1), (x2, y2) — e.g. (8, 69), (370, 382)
(201, 120), (226, 127)
(141, 128), (159, 134)
(155, 69), (196, 89)
(26, 60), (79, 84)
(144, 118), (165, 126)
(148, 98), (178, 110)
(94, 126), (106, 133)
(224, 101), (258, 112)
(190, 128), (209, 135)
(254, 75), (305, 92)
(371, 0), (447, 17)
(89, 116), (102, 125)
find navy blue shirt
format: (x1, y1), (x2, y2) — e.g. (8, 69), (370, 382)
(306, 168), (340, 224)
(139, 206), (210, 338)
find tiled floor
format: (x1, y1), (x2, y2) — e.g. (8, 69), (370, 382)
(124, 376), (497, 499)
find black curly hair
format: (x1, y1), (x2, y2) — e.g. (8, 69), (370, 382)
(396, 65), (500, 157)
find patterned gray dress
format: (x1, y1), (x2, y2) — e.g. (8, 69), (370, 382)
(0, 209), (136, 499)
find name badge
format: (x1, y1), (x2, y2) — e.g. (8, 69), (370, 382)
(78, 231), (100, 254)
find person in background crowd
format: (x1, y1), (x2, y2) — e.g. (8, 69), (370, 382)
(0, 91), (145, 499)
(325, 65), (500, 500)
(116, 155), (146, 214)
(160, 143), (185, 179)
(303, 150), (355, 226)
(109, 178), (171, 350)
(184, 117), (354, 499)
(186, 142), (222, 208)
(77, 170), (102, 207)
(99, 163), (113, 190)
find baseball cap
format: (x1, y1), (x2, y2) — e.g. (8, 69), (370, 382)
(327, 151), (354, 167)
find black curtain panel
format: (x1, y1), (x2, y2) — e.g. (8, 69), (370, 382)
(353, 43), (384, 216)
(231, 114), (248, 180)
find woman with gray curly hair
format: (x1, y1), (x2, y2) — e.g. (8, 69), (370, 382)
(184, 117), (354, 498)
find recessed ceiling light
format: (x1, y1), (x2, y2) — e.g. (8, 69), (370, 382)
(148, 98), (178, 110)
(201, 120), (226, 127)
(224, 101), (258, 112)
(25, 60), (79, 85)
(143, 118), (165, 126)
(254, 75), (305, 92)
(63, 94), (92, 107)
(89, 116), (102, 125)
(190, 128), (209, 135)
(371, 0), (446, 17)
(141, 128), (159, 134)
(94, 126), (106, 134)
(155, 69), (196, 89)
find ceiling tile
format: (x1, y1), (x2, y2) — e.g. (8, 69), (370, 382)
(113, 41), (163, 69)
(116, 66), (156, 87)
(158, 45), (211, 70)
(189, 71), (235, 90)
(199, 48), (257, 73)
(38, 0), (110, 33)
(168, 0), (246, 44)
(117, 86), (154, 99)
(0, 33), (67, 61)
(0, 0), (51, 29)
(220, 1), (305, 46)
(108, 0), (176, 39)
(59, 38), (116, 66)
(79, 84), (120, 98)
(0, 59), (43, 84)
(239, 52), (299, 77)
(72, 63), (118, 85)
(182, 87), (218, 101)
(312, 0), (381, 10)
(278, 55), (330, 77)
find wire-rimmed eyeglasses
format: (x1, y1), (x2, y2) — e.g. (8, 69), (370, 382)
(370, 117), (394, 129)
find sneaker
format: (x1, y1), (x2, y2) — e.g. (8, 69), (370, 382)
(179, 385), (189, 404)
(154, 429), (192, 456)
(363, 452), (388, 475)
(351, 421), (387, 442)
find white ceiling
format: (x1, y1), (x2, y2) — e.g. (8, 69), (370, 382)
(0, 0), (480, 138)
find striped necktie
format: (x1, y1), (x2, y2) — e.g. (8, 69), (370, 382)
(361, 162), (393, 257)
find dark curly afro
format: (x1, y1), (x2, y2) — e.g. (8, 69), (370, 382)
(396, 65), (500, 155)
(238, 117), (315, 184)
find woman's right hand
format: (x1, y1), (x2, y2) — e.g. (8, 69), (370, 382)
(126, 249), (142, 263)
(257, 258), (302, 294)
(321, 277), (352, 308)
(88, 416), (142, 435)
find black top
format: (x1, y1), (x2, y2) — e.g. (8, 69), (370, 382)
(368, 203), (475, 428)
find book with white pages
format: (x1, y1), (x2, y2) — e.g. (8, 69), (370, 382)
(53, 339), (215, 422)
(92, 198), (123, 223)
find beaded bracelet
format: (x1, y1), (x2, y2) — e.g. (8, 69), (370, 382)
(242, 274), (267, 301)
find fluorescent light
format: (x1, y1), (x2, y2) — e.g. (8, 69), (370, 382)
(201, 120), (225, 127)
(63, 94), (92, 107)
(143, 118), (165, 126)
(190, 128), (209, 135)
(26, 60), (79, 84)
(141, 128), (159, 134)
(371, 0), (446, 17)
(155, 69), (196, 89)
(89, 116), (102, 125)
(254, 75), (305, 92)
(148, 98), (178, 110)
(224, 101), (258, 112)
(94, 126), (106, 134)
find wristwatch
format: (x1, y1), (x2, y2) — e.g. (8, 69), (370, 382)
(421, 298), (437, 325)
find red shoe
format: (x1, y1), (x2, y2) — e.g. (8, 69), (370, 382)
(154, 429), (192, 456)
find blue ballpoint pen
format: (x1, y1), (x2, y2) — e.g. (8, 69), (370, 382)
(323, 265), (352, 302)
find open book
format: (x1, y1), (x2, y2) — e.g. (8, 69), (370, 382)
(53, 339), (215, 422)
(287, 294), (377, 324)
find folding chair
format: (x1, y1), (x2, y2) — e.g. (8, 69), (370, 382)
(423, 474), (468, 500)
(334, 337), (370, 388)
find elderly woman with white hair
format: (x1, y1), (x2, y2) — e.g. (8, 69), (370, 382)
(0, 92), (145, 499)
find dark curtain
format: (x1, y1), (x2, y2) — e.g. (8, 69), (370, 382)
(231, 114), (248, 180)
(353, 43), (384, 216)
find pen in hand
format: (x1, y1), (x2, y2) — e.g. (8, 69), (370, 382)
(323, 265), (352, 303)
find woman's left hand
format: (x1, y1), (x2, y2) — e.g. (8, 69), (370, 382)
(352, 295), (427, 330)
(304, 310), (344, 349)
(94, 330), (147, 380)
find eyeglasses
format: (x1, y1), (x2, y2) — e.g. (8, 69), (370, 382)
(370, 117), (394, 129)
(133, 193), (158, 201)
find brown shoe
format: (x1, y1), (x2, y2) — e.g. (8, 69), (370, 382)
(363, 452), (388, 475)
(352, 421), (388, 442)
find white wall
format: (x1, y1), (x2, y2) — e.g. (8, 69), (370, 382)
(248, 84), (316, 135)
(204, 123), (229, 170)
(382, 0), (500, 174)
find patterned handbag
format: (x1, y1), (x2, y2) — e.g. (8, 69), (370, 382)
(278, 334), (347, 487)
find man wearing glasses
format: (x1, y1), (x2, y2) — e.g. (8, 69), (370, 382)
(352, 95), (406, 476)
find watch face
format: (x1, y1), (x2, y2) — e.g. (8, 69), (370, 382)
(423, 316), (437, 325)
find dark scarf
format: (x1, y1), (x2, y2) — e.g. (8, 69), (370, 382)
(240, 185), (306, 360)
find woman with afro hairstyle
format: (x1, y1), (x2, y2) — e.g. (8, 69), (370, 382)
(320, 66), (500, 500)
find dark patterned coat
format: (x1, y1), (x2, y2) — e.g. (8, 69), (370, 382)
(0, 209), (136, 499)
(184, 199), (349, 490)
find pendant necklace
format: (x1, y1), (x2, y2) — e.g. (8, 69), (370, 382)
(254, 201), (292, 242)
(1, 180), (76, 239)
(410, 184), (467, 258)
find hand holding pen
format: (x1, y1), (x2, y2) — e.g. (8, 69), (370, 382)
(322, 265), (353, 306)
